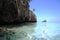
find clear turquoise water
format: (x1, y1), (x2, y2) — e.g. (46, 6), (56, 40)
(7, 21), (60, 40)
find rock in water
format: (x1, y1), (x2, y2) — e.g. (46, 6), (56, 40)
(0, 0), (36, 25)
(0, 0), (29, 24)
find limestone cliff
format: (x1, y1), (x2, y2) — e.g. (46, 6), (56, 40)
(28, 10), (37, 22)
(0, 0), (18, 23)
(0, 0), (37, 24)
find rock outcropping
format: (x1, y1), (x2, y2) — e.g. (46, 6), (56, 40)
(0, 0), (18, 23)
(0, 0), (37, 24)
(28, 10), (37, 22)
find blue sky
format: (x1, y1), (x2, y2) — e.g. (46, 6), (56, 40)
(30, 0), (60, 22)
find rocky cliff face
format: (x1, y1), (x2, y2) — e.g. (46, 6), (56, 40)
(28, 10), (37, 22)
(0, 0), (37, 24)
(0, 0), (18, 23)
(15, 0), (29, 22)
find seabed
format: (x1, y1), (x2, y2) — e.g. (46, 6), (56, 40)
(0, 27), (15, 40)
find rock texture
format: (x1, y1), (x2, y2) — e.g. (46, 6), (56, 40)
(0, 0), (37, 24)
(0, 0), (18, 24)
(28, 10), (37, 22)
(14, 0), (30, 23)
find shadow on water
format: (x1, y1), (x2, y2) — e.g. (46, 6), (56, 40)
(0, 22), (37, 40)
(0, 22), (37, 28)
(1, 21), (60, 40)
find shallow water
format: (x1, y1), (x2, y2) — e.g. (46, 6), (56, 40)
(3, 21), (60, 40)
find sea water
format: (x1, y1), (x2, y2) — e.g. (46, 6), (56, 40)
(5, 21), (60, 40)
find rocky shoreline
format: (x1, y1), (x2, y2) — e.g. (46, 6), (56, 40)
(0, 0), (37, 25)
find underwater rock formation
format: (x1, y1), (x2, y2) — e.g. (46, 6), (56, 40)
(0, 0), (37, 24)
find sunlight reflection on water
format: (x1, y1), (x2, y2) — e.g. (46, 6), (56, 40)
(5, 21), (60, 40)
